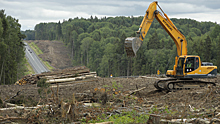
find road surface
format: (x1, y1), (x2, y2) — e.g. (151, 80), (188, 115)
(24, 42), (50, 74)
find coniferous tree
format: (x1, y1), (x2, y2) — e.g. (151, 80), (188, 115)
(0, 10), (26, 85)
(210, 25), (220, 39)
(203, 35), (212, 61)
(216, 36), (220, 72)
(147, 32), (160, 49)
(57, 21), (62, 40)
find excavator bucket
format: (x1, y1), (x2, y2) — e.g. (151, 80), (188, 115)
(124, 37), (143, 57)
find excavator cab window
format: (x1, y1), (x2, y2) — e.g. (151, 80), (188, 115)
(185, 57), (195, 73)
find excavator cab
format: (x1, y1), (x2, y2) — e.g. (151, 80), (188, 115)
(167, 56), (196, 77)
(175, 56), (217, 78)
(175, 56), (198, 77)
(176, 56), (198, 77)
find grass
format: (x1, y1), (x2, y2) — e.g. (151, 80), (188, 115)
(27, 41), (54, 71)
(29, 42), (43, 55)
(44, 61), (54, 71)
(82, 110), (150, 124)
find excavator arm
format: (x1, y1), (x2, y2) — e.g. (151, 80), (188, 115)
(125, 1), (187, 57)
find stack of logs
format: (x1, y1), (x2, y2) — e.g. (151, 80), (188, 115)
(16, 66), (97, 85)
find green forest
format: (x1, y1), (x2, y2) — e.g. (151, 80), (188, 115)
(22, 16), (220, 77)
(0, 10), (26, 85)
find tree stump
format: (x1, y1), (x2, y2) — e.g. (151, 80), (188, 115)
(147, 114), (161, 124)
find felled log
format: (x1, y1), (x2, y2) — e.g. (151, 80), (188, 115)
(0, 102), (53, 111)
(46, 75), (95, 83)
(46, 77), (83, 83)
(15, 66), (95, 85)
(39, 66), (90, 77)
(0, 116), (25, 122)
(4, 90), (21, 102)
(0, 106), (38, 111)
(128, 87), (146, 96)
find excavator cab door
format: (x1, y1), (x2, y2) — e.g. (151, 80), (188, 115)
(176, 57), (185, 76)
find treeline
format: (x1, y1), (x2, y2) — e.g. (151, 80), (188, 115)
(23, 16), (220, 77)
(0, 10), (26, 85)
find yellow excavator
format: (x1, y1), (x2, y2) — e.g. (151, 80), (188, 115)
(125, 1), (217, 91)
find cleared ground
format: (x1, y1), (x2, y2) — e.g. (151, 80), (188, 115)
(0, 40), (219, 123)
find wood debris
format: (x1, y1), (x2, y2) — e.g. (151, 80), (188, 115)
(15, 66), (97, 85)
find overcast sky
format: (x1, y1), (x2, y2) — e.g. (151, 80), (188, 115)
(1, 0), (220, 31)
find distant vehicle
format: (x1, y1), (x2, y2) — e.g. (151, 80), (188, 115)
(28, 49), (32, 53)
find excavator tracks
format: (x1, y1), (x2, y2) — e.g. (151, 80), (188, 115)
(154, 78), (177, 91)
(154, 78), (216, 92)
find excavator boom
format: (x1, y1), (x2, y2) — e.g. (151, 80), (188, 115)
(125, 1), (157, 57)
(125, 1), (187, 57)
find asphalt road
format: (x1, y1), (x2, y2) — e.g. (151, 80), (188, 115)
(24, 42), (50, 74)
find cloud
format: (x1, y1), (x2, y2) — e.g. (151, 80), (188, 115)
(171, 12), (220, 23)
(1, 0), (220, 30)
